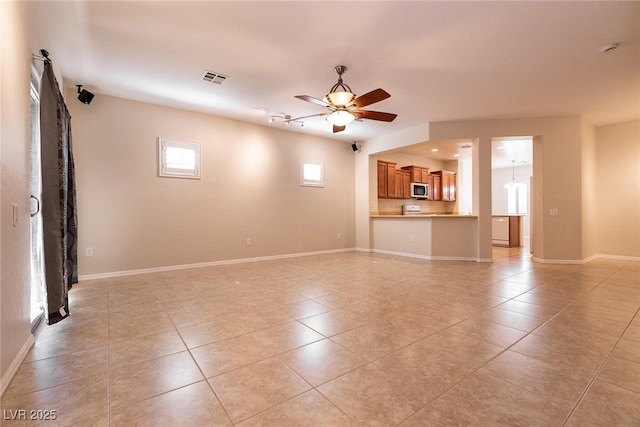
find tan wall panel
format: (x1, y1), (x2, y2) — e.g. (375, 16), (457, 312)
(1, 1), (33, 385)
(67, 92), (355, 276)
(595, 120), (640, 257)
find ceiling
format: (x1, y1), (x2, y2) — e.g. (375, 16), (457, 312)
(25, 1), (639, 148)
(382, 136), (533, 169)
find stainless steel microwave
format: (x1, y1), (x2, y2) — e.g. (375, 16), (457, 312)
(410, 182), (429, 198)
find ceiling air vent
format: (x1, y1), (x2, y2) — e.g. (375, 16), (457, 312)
(201, 70), (228, 84)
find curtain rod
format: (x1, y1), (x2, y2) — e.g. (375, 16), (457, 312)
(32, 49), (51, 65)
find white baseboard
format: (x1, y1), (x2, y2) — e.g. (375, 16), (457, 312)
(78, 248), (357, 281)
(532, 253), (640, 265)
(372, 248), (431, 260)
(596, 253), (640, 262)
(583, 254), (600, 264)
(354, 247), (373, 253)
(371, 248), (478, 262)
(531, 257), (586, 264)
(78, 249), (640, 282)
(1, 334), (35, 398)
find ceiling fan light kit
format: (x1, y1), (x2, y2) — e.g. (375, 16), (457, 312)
(295, 65), (397, 133)
(326, 91), (355, 107)
(326, 110), (356, 126)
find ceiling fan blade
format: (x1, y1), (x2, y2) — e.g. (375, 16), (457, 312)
(354, 110), (398, 122)
(351, 88), (390, 108)
(295, 95), (330, 108)
(333, 125), (346, 133)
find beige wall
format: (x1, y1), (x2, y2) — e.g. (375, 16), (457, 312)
(427, 117), (586, 262)
(595, 120), (640, 258)
(581, 119), (598, 259)
(67, 91), (356, 277)
(1, 1), (33, 392)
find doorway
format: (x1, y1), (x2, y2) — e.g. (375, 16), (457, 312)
(491, 137), (533, 252)
(30, 64), (45, 330)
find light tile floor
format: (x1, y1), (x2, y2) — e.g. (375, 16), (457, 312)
(2, 248), (639, 426)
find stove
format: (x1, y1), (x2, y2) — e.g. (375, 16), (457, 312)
(402, 204), (421, 215)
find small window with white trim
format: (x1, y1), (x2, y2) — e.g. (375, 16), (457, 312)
(300, 158), (324, 187)
(158, 138), (201, 179)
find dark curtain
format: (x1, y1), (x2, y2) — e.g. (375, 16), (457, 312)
(40, 60), (78, 325)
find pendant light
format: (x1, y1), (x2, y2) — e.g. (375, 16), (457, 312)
(504, 160), (521, 188)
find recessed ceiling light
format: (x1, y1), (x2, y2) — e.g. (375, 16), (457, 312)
(431, 148), (439, 152)
(453, 154), (460, 158)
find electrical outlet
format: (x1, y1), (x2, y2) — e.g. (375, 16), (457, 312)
(85, 247), (93, 257)
(410, 235), (415, 242)
(246, 238), (252, 246)
(337, 233), (342, 239)
(550, 208), (559, 217)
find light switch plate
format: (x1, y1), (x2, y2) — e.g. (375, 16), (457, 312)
(550, 208), (559, 217)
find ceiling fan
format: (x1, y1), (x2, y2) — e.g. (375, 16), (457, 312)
(294, 65), (397, 133)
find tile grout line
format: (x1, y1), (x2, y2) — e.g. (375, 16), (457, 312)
(167, 304), (236, 425)
(393, 270), (605, 425)
(229, 319), (359, 425)
(475, 264), (635, 426)
(19, 252), (635, 426)
(560, 304), (640, 426)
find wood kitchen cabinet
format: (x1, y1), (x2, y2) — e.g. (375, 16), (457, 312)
(387, 162), (398, 198)
(379, 161), (418, 199)
(492, 215), (522, 247)
(441, 171), (456, 201)
(401, 170), (411, 199)
(427, 174), (441, 201)
(394, 170), (404, 199)
(378, 160), (400, 199)
(430, 170), (456, 201)
(401, 165), (429, 183)
(377, 161), (388, 198)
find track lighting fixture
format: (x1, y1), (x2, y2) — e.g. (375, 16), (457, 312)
(268, 114), (304, 128)
(76, 85), (94, 105)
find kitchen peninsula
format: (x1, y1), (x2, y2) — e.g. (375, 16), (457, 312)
(370, 213), (478, 260)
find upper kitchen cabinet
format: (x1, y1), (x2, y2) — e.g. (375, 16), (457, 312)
(378, 160), (412, 199)
(401, 170), (411, 199)
(377, 160), (390, 198)
(430, 170), (457, 201)
(378, 160), (397, 199)
(427, 174), (440, 201)
(401, 165), (429, 183)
